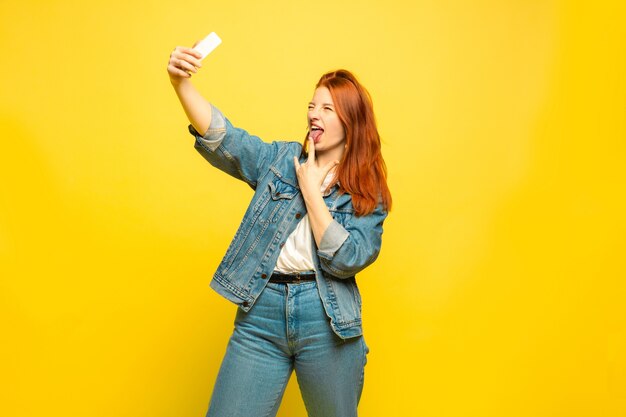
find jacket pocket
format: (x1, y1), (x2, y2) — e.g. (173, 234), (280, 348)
(269, 178), (297, 200)
(325, 273), (361, 323)
(264, 178), (298, 224)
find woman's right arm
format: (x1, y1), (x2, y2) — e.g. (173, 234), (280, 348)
(167, 46), (212, 135)
(167, 44), (282, 188)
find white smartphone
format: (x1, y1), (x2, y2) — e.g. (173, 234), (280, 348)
(193, 32), (222, 60)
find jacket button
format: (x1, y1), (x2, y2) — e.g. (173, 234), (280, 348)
(295, 212), (302, 219)
(242, 301), (249, 307)
(261, 273), (267, 279)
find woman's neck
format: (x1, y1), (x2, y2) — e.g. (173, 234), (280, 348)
(315, 147), (345, 167)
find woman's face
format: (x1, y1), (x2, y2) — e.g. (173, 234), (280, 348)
(307, 87), (346, 156)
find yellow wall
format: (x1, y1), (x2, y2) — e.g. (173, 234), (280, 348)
(1, 1), (625, 416)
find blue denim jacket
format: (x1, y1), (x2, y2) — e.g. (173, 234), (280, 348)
(188, 105), (387, 339)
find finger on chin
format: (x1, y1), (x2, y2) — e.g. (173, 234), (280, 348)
(307, 137), (315, 161)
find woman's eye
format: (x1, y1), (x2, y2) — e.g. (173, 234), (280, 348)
(324, 106), (333, 111)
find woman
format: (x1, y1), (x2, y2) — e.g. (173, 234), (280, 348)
(167, 45), (391, 417)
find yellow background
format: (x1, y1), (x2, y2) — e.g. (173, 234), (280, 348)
(1, 0), (625, 416)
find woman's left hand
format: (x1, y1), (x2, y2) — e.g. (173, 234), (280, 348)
(293, 137), (338, 245)
(293, 138), (338, 198)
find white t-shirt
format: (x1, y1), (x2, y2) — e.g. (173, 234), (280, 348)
(273, 172), (335, 273)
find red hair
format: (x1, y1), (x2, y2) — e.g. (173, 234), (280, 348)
(302, 69), (392, 216)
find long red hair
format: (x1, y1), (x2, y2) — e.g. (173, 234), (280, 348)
(302, 69), (392, 216)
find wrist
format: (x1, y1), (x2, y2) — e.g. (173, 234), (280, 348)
(170, 77), (192, 89)
(301, 185), (323, 206)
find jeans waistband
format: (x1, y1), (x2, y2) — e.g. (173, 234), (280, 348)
(269, 271), (316, 283)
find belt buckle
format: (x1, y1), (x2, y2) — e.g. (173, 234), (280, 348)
(295, 272), (301, 281)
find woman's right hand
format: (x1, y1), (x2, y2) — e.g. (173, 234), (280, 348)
(167, 45), (203, 85)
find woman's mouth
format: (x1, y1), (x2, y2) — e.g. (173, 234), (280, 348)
(310, 126), (324, 143)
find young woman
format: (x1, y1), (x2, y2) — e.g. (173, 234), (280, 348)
(167, 45), (392, 417)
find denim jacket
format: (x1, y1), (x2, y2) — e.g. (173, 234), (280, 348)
(188, 105), (387, 339)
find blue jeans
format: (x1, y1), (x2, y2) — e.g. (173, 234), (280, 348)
(206, 280), (369, 417)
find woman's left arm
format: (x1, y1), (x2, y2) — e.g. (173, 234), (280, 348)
(315, 204), (387, 278)
(293, 139), (339, 247)
(294, 140), (388, 279)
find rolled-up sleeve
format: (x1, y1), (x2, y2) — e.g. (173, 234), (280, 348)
(189, 104), (227, 151)
(318, 220), (350, 257)
(188, 104), (280, 189)
(316, 204), (388, 279)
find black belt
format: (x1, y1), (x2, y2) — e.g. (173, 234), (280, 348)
(269, 272), (316, 283)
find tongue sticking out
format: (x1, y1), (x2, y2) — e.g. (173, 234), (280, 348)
(309, 128), (323, 143)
